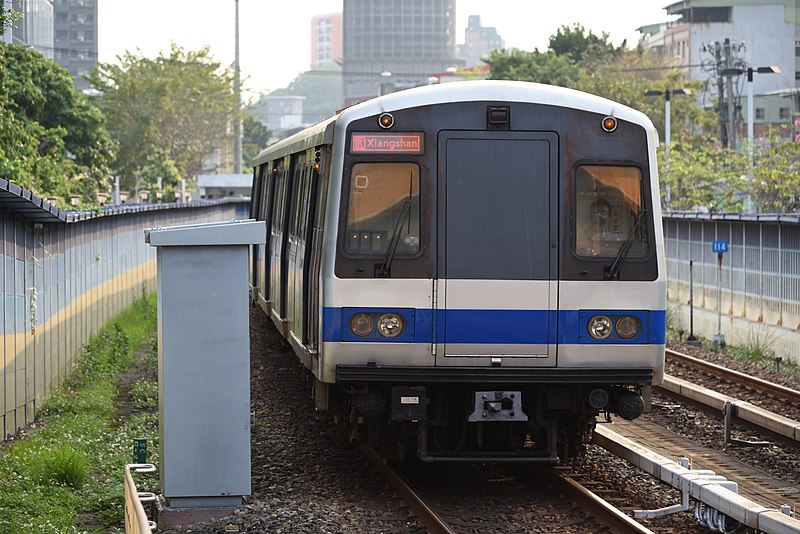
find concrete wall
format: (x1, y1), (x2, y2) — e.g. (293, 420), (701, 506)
(664, 213), (800, 364)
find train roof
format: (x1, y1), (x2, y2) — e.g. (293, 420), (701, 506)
(251, 81), (653, 166)
(252, 115), (337, 167)
(340, 80), (652, 126)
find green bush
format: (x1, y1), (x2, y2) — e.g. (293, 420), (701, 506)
(40, 447), (90, 489)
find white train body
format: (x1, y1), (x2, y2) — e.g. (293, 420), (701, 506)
(251, 81), (666, 461)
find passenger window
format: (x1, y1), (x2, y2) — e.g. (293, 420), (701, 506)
(345, 163), (420, 254)
(575, 165), (647, 257)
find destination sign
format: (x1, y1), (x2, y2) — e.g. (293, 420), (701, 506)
(351, 132), (424, 154)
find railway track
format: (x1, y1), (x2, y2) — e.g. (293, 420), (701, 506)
(667, 348), (800, 406)
(660, 348), (800, 446)
(363, 443), (674, 533)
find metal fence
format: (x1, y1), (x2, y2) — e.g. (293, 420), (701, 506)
(0, 178), (248, 440)
(664, 212), (800, 362)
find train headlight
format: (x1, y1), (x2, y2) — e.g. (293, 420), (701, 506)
(378, 113), (394, 129)
(350, 313), (374, 337)
(616, 316), (640, 339)
(587, 315), (613, 340)
(377, 313), (404, 338)
(601, 116), (617, 132)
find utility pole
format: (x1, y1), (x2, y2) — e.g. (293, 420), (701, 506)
(233, 0), (242, 174)
(724, 39), (737, 149)
(703, 39), (746, 148)
(715, 42), (727, 147)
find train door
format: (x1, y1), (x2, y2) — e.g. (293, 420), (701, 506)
(269, 157), (291, 327)
(435, 131), (559, 366)
(253, 163), (275, 310)
(286, 151), (313, 346)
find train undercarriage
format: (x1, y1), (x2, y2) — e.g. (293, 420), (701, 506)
(330, 382), (647, 463)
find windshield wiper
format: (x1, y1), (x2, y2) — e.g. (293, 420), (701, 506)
(605, 210), (647, 281)
(376, 199), (412, 278)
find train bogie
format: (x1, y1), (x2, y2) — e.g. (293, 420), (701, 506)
(250, 81), (666, 463)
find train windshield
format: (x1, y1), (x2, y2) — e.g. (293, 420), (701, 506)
(575, 165), (648, 258)
(345, 163), (421, 254)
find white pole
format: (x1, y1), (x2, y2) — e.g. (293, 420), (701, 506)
(233, 0), (242, 174)
(747, 69), (754, 169)
(665, 93), (671, 162)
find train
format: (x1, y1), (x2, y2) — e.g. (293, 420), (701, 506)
(249, 80), (666, 463)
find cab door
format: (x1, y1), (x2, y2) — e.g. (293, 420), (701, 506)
(435, 131), (558, 366)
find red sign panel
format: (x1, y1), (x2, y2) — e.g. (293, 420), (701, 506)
(351, 133), (424, 154)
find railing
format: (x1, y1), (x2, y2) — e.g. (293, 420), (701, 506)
(124, 463), (157, 534)
(663, 212), (800, 362)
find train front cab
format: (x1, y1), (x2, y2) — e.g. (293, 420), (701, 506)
(326, 94), (666, 463)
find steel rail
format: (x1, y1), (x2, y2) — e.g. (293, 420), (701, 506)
(359, 444), (457, 534)
(666, 348), (800, 405)
(548, 468), (657, 534)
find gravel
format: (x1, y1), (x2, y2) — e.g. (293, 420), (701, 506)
(159, 315), (799, 533)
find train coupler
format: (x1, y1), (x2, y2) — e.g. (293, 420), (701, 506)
(468, 391), (528, 422)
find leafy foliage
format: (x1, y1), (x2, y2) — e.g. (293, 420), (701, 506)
(0, 2), (20, 34)
(486, 23), (800, 213)
(266, 61), (343, 124)
(658, 133), (748, 211)
(548, 24), (624, 63)
(0, 43), (115, 206)
(0, 295), (159, 531)
(747, 128), (800, 213)
(87, 45), (238, 191)
(243, 114), (271, 166)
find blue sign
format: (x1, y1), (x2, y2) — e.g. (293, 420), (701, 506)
(712, 241), (729, 253)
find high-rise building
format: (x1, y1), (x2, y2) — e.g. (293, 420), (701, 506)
(53, 0), (97, 91)
(311, 13), (342, 68)
(459, 15), (503, 67)
(342, 0), (460, 106)
(3, 0), (54, 58)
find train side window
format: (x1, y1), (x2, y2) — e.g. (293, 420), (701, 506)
(345, 163), (420, 254)
(575, 165), (648, 258)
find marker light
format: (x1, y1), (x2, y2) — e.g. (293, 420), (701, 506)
(601, 116), (617, 132)
(350, 313), (374, 337)
(377, 313), (404, 338)
(588, 316), (613, 340)
(378, 113), (395, 129)
(616, 316), (640, 339)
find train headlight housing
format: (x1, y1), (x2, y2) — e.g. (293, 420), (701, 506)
(601, 116), (618, 132)
(616, 316), (640, 339)
(587, 315), (613, 340)
(350, 313), (374, 337)
(377, 313), (404, 338)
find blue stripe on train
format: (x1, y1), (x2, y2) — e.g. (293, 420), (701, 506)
(322, 308), (667, 345)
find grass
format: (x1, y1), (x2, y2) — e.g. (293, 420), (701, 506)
(0, 294), (160, 534)
(668, 311), (800, 379)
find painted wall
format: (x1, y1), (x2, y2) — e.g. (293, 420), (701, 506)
(0, 202), (247, 440)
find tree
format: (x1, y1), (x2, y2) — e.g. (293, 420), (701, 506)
(0, 43), (115, 206)
(658, 132), (749, 212)
(242, 114), (271, 167)
(0, 2), (20, 35)
(486, 48), (581, 87)
(548, 24), (622, 64)
(747, 129), (800, 212)
(265, 61), (343, 124)
(86, 45), (238, 191)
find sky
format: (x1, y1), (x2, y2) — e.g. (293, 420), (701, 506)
(97, 1), (675, 101)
